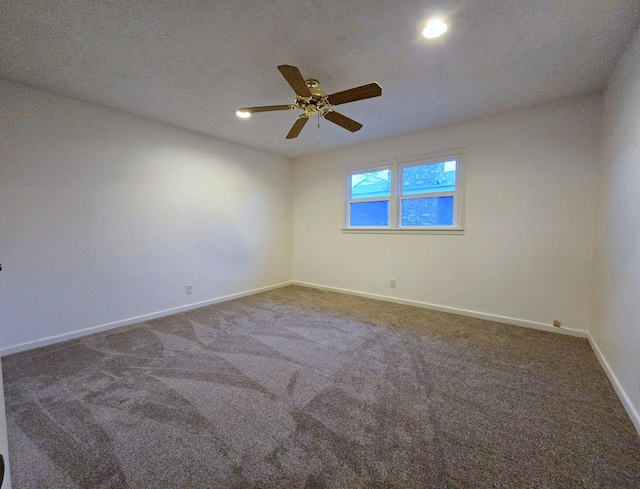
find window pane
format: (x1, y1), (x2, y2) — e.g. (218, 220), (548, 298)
(401, 160), (456, 195)
(401, 196), (454, 226)
(349, 201), (389, 226)
(351, 169), (391, 199)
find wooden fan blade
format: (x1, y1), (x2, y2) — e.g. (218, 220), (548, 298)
(324, 110), (363, 132)
(237, 105), (293, 113)
(278, 65), (312, 98)
(326, 82), (382, 106)
(286, 116), (309, 139)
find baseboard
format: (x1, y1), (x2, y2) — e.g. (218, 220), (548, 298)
(588, 334), (640, 436)
(0, 281), (293, 356)
(292, 281), (588, 338)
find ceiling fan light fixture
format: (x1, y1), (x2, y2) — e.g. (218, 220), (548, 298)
(235, 110), (251, 118)
(423, 18), (448, 39)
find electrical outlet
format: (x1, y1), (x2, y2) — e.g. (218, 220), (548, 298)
(553, 319), (561, 327)
(390, 279), (396, 288)
(186, 284), (193, 295)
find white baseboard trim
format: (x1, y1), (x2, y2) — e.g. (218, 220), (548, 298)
(292, 281), (588, 338)
(1, 281), (293, 356)
(588, 334), (640, 436)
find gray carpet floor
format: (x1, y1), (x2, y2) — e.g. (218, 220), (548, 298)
(3, 285), (640, 488)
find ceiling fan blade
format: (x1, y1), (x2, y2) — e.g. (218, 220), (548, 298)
(278, 65), (312, 98)
(237, 105), (293, 113)
(323, 110), (363, 132)
(286, 115), (309, 139)
(326, 82), (382, 106)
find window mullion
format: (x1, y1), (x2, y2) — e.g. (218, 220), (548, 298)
(390, 163), (398, 228)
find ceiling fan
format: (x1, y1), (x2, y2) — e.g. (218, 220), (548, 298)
(236, 65), (382, 139)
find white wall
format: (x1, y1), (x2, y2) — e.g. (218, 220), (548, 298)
(0, 80), (293, 353)
(591, 25), (640, 432)
(293, 95), (601, 334)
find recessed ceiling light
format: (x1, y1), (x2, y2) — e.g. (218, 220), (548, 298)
(235, 110), (251, 119)
(423, 18), (448, 39)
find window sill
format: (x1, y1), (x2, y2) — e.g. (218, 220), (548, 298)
(341, 228), (465, 235)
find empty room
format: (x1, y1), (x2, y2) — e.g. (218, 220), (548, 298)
(1, 1), (640, 487)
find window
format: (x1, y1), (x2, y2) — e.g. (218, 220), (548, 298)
(344, 151), (464, 233)
(348, 168), (392, 227)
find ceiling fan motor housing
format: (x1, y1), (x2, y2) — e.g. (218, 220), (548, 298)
(296, 80), (328, 116)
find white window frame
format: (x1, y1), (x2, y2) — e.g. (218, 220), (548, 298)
(343, 148), (465, 234)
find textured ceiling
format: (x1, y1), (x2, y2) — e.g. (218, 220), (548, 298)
(2, 0), (639, 158)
